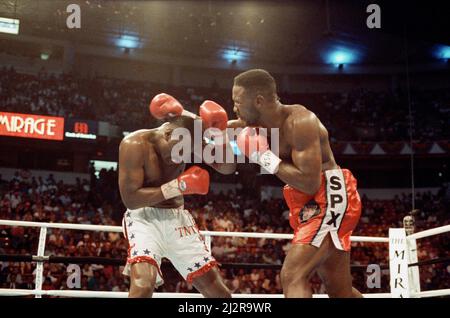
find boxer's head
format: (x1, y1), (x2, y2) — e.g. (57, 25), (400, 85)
(159, 115), (197, 163)
(233, 69), (278, 125)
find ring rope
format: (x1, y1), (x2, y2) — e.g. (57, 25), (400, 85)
(0, 288), (448, 298)
(0, 254), (448, 270)
(0, 219), (388, 242)
(407, 224), (450, 240)
(0, 288), (393, 298)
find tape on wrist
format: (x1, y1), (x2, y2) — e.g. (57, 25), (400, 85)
(180, 109), (198, 119)
(257, 150), (281, 174)
(160, 179), (182, 200)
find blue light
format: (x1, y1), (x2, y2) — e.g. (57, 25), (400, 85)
(116, 35), (140, 49)
(221, 48), (249, 62)
(204, 138), (242, 156)
(435, 45), (450, 59)
(328, 50), (355, 65)
(229, 140), (242, 156)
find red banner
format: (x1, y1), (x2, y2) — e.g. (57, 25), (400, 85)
(0, 112), (64, 141)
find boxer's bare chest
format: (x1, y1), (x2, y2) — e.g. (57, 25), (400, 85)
(142, 144), (185, 187)
(142, 139), (185, 208)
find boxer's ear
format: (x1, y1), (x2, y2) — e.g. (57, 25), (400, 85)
(254, 94), (265, 110)
(164, 126), (175, 141)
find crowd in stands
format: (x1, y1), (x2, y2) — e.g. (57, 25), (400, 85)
(0, 170), (448, 295)
(1, 66), (449, 142)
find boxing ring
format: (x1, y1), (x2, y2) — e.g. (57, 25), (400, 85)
(0, 219), (448, 298)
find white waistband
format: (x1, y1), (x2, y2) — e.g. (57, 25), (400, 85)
(126, 205), (185, 213)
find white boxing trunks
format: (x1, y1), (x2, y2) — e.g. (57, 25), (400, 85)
(122, 206), (217, 288)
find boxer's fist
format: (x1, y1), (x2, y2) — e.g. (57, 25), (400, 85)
(237, 127), (281, 174)
(177, 166), (210, 195)
(199, 100), (228, 130)
(149, 93), (184, 119)
(160, 166), (210, 199)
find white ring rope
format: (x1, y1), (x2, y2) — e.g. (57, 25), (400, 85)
(0, 288), (392, 298)
(407, 224), (450, 240)
(0, 288), (448, 298)
(0, 219), (121, 233)
(0, 219), (388, 242)
(2, 219), (447, 242)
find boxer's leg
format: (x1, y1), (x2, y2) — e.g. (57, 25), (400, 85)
(192, 267), (231, 298)
(316, 244), (363, 298)
(168, 208), (231, 298)
(129, 262), (158, 298)
(316, 170), (363, 297)
(280, 233), (333, 297)
(123, 207), (164, 298)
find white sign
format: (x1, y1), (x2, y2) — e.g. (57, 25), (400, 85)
(389, 228), (410, 298)
(65, 131), (97, 139)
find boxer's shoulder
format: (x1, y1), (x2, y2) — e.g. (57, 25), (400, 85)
(121, 129), (158, 145)
(286, 103), (315, 114)
(122, 129), (151, 142)
(120, 129), (158, 154)
(283, 105), (319, 134)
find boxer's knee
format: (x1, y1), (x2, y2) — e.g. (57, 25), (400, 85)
(280, 264), (310, 289)
(281, 268), (312, 297)
(192, 268), (231, 298)
(204, 282), (232, 298)
(281, 272), (310, 288)
(129, 263), (157, 298)
(129, 278), (154, 298)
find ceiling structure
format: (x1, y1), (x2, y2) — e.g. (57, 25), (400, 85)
(0, 0), (448, 66)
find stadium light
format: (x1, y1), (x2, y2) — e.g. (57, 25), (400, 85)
(221, 48), (250, 63)
(327, 49), (356, 67)
(116, 35), (140, 49)
(0, 17), (20, 35)
(434, 45), (450, 60)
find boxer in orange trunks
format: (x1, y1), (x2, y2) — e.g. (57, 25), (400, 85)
(230, 69), (363, 298)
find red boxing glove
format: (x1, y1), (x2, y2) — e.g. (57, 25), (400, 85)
(199, 100), (229, 131)
(160, 166), (210, 199)
(149, 93), (184, 119)
(237, 127), (281, 174)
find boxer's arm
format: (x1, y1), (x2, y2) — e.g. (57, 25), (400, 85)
(214, 129), (237, 174)
(275, 114), (322, 195)
(118, 139), (166, 209)
(208, 139), (237, 174)
(209, 119), (245, 174)
(207, 139), (237, 174)
(197, 135), (237, 174)
(209, 162), (236, 174)
(227, 119), (247, 128)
